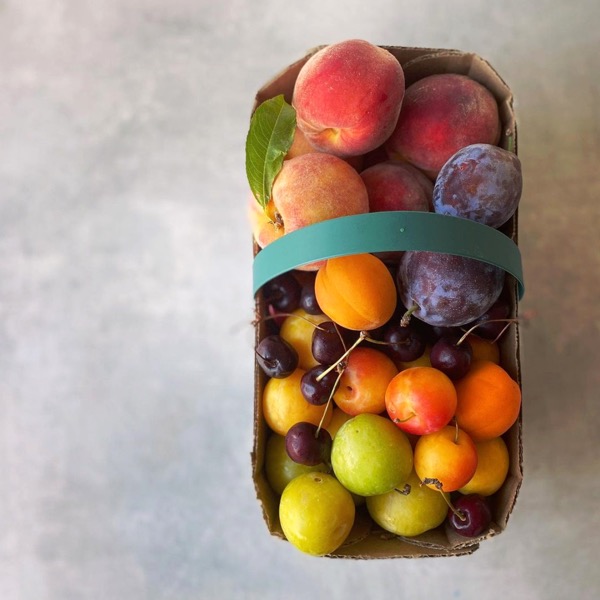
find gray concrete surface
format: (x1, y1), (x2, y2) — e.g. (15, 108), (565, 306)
(1, 1), (599, 598)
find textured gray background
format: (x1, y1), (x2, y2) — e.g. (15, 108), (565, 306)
(1, 1), (599, 599)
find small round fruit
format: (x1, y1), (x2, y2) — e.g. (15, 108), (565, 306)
(279, 472), (355, 556)
(397, 251), (505, 327)
(430, 336), (473, 380)
(264, 434), (327, 495)
(333, 347), (398, 416)
(262, 272), (301, 313)
(299, 278), (322, 315)
(454, 360), (521, 441)
(300, 365), (339, 406)
(385, 367), (457, 435)
(315, 253), (397, 331)
(396, 345), (432, 370)
(467, 334), (500, 364)
(262, 368), (332, 436)
(382, 323), (426, 363)
(458, 436), (510, 496)
(467, 297), (512, 340)
(312, 321), (357, 365)
(433, 144), (522, 229)
(279, 308), (328, 370)
(414, 425), (478, 492)
(331, 413), (413, 496)
(366, 470), (449, 537)
(447, 494), (492, 538)
(285, 422), (332, 466)
(255, 335), (299, 378)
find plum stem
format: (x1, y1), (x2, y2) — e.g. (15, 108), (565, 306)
(394, 484), (412, 495)
(393, 413), (416, 424)
(400, 304), (419, 327)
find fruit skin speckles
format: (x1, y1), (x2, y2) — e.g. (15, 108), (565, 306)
(397, 251), (505, 327)
(433, 143), (522, 229)
(279, 472), (355, 556)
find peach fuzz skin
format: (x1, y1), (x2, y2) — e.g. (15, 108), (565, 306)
(292, 40), (405, 157)
(249, 153), (369, 270)
(385, 73), (501, 178)
(360, 161), (432, 213)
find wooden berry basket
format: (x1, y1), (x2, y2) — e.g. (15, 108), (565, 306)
(250, 45), (523, 558)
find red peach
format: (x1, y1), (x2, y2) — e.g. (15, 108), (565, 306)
(293, 39), (405, 157)
(360, 161), (432, 213)
(385, 74), (501, 178)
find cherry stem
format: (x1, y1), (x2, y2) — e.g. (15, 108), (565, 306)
(492, 321), (514, 345)
(456, 318), (520, 347)
(400, 304), (419, 327)
(253, 312), (329, 330)
(315, 331), (367, 382)
(443, 495), (466, 521)
(421, 478), (466, 522)
(315, 366), (344, 437)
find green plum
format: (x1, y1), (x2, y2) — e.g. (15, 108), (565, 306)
(264, 433), (327, 495)
(279, 472), (355, 556)
(331, 413), (413, 496)
(366, 470), (449, 537)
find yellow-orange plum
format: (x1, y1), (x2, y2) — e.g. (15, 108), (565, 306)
(385, 367), (457, 435)
(333, 347), (398, 415)
(414, 425), (478, 493)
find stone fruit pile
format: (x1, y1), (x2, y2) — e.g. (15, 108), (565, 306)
(246, 39), (523, 557)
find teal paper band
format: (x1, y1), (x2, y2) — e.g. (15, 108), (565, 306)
(253, 211), (524, 299)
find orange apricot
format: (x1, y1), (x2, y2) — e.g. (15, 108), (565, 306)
(315, 253), (397, 331)
(454, 360), (521, 441)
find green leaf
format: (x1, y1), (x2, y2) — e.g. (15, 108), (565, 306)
(245, 95), (296, 210)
